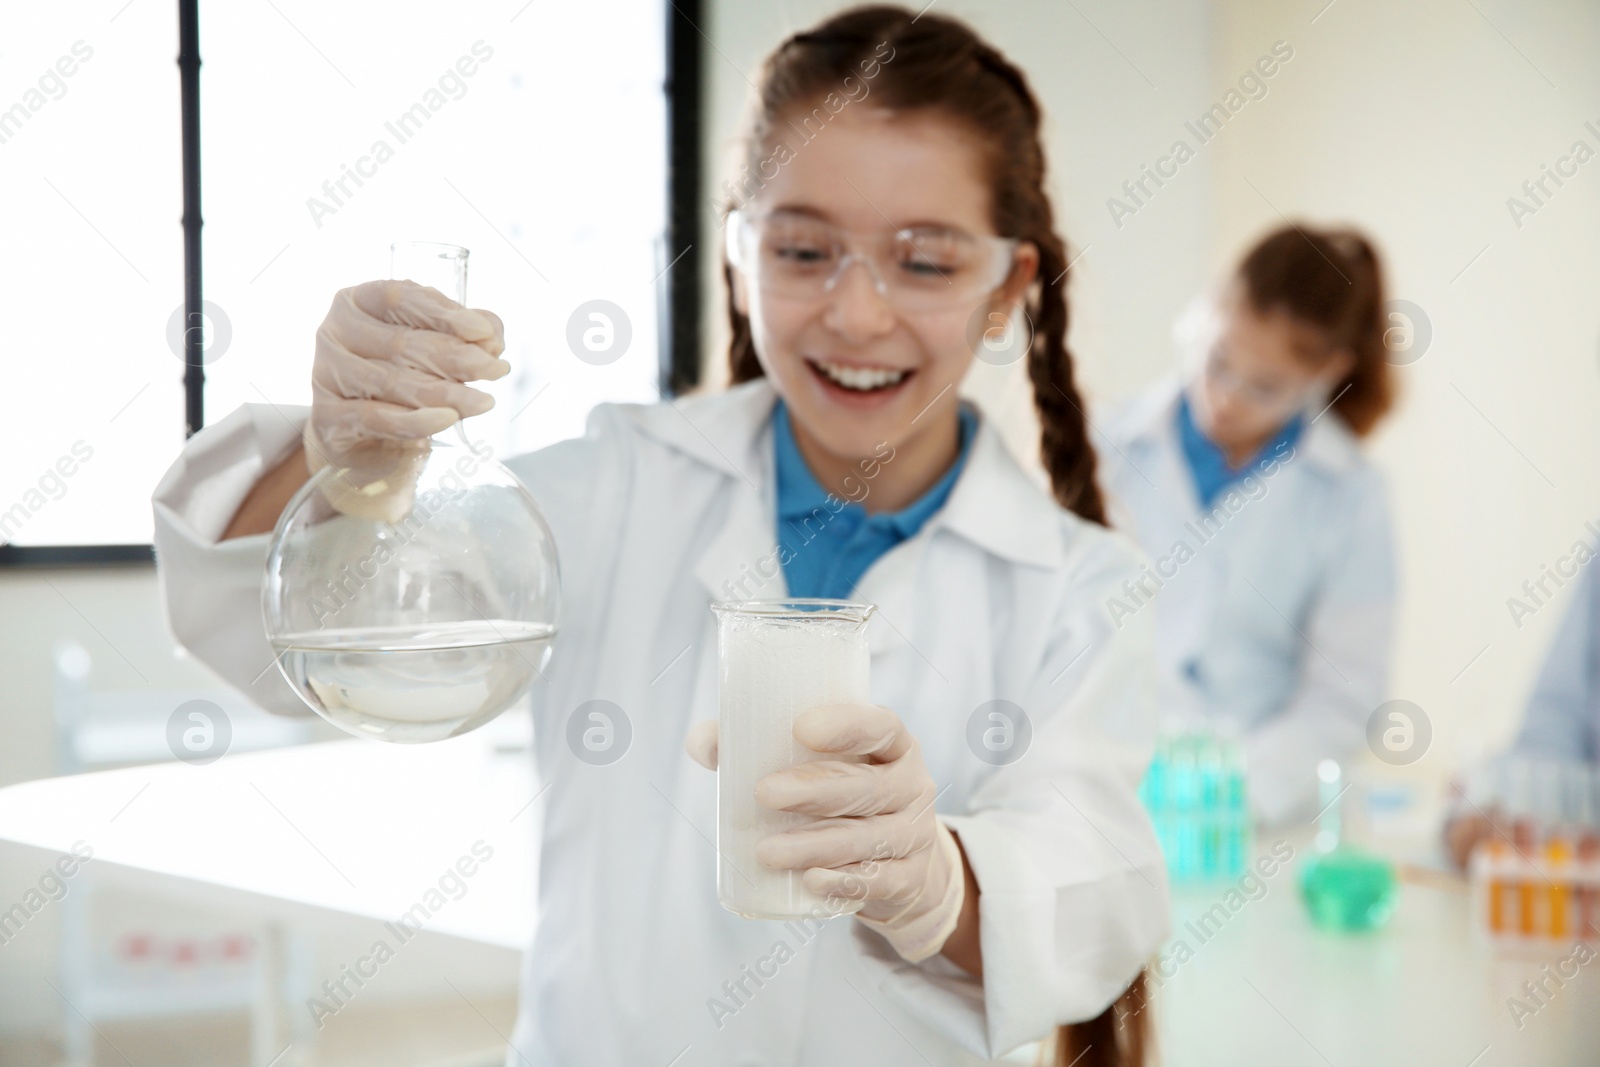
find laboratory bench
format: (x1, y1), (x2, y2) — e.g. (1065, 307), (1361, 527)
(1149, 835), (1599, 1066)
(2, 723), (1597, 1066)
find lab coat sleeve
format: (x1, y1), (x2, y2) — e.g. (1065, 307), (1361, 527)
(151, 403), (316, 716)
(1513, 554), (1600, 762)
(849, 529), (1170, 1059)
(1245, 468), (1397, 824)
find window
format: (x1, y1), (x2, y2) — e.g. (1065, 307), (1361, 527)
(0, 2), (184, 551)
(202, 0), (669, 461)
(1, 0), (677, 556)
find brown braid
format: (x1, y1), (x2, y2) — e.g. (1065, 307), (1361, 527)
(722, 7), (1144, 1065)
(1022, 196), (1107, 524)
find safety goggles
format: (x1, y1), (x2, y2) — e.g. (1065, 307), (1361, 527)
(1200, 344), (1330, 415)
(725, 209), (1020, 312)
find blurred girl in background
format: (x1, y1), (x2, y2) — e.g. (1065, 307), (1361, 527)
(1099, 226), (1399, 824)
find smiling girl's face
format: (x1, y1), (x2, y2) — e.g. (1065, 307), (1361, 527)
(731, 105), (1037, 493)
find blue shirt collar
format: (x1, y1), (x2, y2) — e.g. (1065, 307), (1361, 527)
(1176, 390), (1304, 508)
(773, 399), (977, 538)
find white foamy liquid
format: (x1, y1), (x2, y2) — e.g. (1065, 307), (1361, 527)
(717, 615), (870, 919)
(274, 621), (553, 743)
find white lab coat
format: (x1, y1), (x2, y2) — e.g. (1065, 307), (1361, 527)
(1096, 375), (1397, 825)
(152, 378), (1170, 1065)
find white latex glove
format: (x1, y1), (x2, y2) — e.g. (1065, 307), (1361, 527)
(685, 705), (965, 963)
(304, 280), (509, 519)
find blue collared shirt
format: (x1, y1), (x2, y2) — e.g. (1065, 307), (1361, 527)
(1176, 391), (1305, 509)
(772, 399), (977, 600)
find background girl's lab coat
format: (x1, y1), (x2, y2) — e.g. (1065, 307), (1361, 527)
(1097, 375), (1397, 825)
(152, 379), (1169, 1065)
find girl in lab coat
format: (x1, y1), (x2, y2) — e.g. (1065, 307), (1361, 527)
(154, 7), (1165, 1065)
(1098, 226), (1399, 826)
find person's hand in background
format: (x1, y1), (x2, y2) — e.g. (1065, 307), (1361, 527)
(1443, 810), (1499, 871)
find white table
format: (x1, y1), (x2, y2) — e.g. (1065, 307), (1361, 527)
(0, 713), (538, 1066)
(6, 733), (1598, 1066)
(0, 714), (538, 951)
(1153, 837), (1600, 1067)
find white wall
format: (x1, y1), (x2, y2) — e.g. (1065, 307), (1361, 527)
(1212, 0), (1600, 769)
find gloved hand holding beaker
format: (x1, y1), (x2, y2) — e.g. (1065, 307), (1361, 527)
(686, 703), (968, 964)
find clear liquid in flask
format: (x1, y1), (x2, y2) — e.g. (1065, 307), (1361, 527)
(273, 620), (554, 743)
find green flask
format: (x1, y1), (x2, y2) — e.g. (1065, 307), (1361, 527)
(1298, 759), (1398, 931)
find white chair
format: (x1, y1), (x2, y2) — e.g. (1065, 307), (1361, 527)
(52, 640), (316, 1067)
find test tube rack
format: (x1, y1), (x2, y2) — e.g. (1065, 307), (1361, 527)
(1469, 828), (1600, 945)
(1140, 727), (1251, 883)
(1463, 757), (1600, 946)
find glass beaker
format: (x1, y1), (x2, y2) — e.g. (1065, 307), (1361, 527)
(711, 598), (876, 920)
(263, 244), (560, 744)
